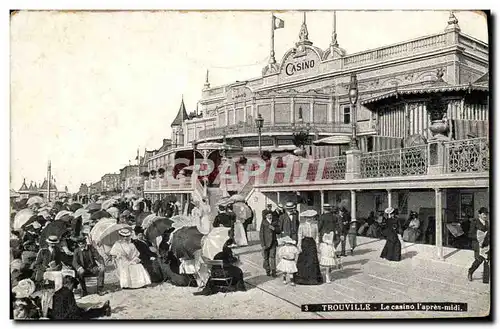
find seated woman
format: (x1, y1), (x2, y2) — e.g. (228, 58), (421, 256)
(193, 241), (246, 296)
(366, 212), (385, 238)
(109, 228), (151, 289)
(49, 276), (111, 320)
(402, 211), (421, 243)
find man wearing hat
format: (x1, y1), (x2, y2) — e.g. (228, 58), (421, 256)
(72, 236), (106, 296)
(260, 212), (280, 277)
(32, 235), (63, 283)
(336, 207), (351, 257)
(318, 204), (339, 243)
(278, 202), (300, 243)
(468, 207), (490, 284)
(262, 204), (273, 224)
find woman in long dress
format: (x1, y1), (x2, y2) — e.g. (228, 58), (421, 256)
(199, 198), (212, 235)
(109, 228), (151, 289)
(402, 211), (420, 243)
(233, 217), (248, 247)
(380, 207), (402, 262)
(294, 210), (323, 285)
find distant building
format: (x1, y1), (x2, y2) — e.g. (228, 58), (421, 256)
(101, 173), (121, 193)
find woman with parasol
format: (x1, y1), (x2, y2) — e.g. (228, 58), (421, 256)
(109, 228), (151, 289)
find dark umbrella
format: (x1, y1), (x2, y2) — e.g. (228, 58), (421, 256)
(87, 202), (101, 213)
(39, 221), (69, 248)
(90, 210), (111, 222)
(16, 199), (28, 210)
(169, 226), (203, 260)
(135, 212), (151, 227)
(69, 203), (83, 212)
(144, 216), (174, 246)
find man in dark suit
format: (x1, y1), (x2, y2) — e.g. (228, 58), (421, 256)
(213, 205), (233, 228)
(50, 276), (110, 320)
(336, 207), (350, 256)
(272, 204), (284, 222)
(32, 235), (63, 283)
(262, 204), (273, 223)
(72, 236), (105, 296)
(260, 212), (280, 277)
(468, 207), (490, 284)
(243, 201), (254, 238)
(318, 204), (339, 243)
(278, 202), (300, 243)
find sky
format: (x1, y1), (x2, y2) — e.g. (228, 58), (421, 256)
(10, 10), (488, 193)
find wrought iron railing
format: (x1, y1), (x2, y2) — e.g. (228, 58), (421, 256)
(198, 122), (351, 139)
(444, 138), (489, 173)
(360, 145), (429, 178)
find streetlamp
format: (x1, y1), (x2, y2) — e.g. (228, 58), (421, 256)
(348, 73), (359, 150)
(255, 113), (264, 156)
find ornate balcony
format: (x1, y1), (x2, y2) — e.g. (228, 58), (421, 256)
(198, 122), (351, 139)
(360, 145), (429, 178)
(444, 138), (489, 173)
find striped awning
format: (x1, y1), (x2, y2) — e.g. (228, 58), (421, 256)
(361, 83), (489, 106)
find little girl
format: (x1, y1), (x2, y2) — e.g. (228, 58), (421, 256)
(319, 232), (340, 283)
(276, 236), (299, 286)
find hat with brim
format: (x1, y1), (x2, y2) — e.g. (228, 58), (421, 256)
(300, 209), (318, 218)
(384, 207), (395, 215)
(46, 235), (60, 244)
(277, 203), (284, 209)
(478, 207), (489, 215)
(12, 279), (35, 299)
(285, 201), (296, 209)
(323, 203), (332, 209)
(278, 236), (296, 245)
(118, 228), (132, 237)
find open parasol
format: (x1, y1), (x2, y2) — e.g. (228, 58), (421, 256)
(95, 223), (132, 247)
(69, 203), (83, 212)
(13, 209), (35, 231)
(39, 221), (69, 248)
(86, 202), (101, 212)
(27, 196), (44, 207)
(233, 202), (253, 221)
(90, 210), (111, 222)
(229, 194), (245, 203)
(55, 210), (74, 221)
(170, 215), (198, 231)
(101, 199), (117, 211)
(169, 226), (204, 260)
(201, 227), (231, 260)
(135, 212), (151, 227)
(143, 216), (174, 247)
(89, 218), (116, 243)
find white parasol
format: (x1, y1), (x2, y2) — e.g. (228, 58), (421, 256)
(13, 209), (35, 230)
(201, 227), (231, 260)
(55, 210), (74, 221)
(27, 196), (44, 207)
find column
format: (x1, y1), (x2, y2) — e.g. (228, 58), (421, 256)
(271, 98), (275, 124)
(233, 102), (237, 125)
(328, 97), (334, 122)
(350, 190), (357, 221)
(309, 99), (314, 123)
(320, 190), (325, 212)
(243, 100), (247, 123)
(290, 97), (295, 123)
(435, 188), (444, 260)
(225, 105), (229, 126)
(387, 189), (392, 208)
(252, 98), (256, 119)
(277, 191), (281, 205)
(180, 193), (185, 214)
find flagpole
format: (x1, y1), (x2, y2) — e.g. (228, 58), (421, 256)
(270, 14), (276, 65)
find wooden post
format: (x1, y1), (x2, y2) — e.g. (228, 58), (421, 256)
(435, 188), (444, 260)
(277, 191), (280, 205)
(387, 189), (392, 208)
(320, 190), (325, 212)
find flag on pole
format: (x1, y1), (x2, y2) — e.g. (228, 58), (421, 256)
(273, 15), (285, 30)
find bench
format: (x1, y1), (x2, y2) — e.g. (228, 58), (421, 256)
(204, 259), (233, 292)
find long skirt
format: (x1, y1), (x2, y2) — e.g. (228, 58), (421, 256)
(116, 263), (151, 289)
(233, 220), (248, 246)
(294, 237), (323, 285)
(380, 231), (402, 262)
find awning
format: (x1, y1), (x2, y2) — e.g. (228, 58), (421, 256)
(361, 83), (489, 107)
(313, 135), (351, 146)
(195, 142), (243, 151)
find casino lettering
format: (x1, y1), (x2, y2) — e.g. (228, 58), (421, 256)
(285, 59), (315, 76)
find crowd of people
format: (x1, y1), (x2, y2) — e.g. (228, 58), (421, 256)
(10, 191), (490, 320)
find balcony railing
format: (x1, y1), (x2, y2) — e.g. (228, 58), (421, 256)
(444, 138), (489, 174)
(144, 176), (192, 192)
(360, 145), (429, 178)
(198, 122), (351, 139)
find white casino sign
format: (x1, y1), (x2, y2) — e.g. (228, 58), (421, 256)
(280, 48), (321, 78)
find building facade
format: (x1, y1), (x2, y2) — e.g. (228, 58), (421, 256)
(101, 173), (121, 193)
(142, 12), (489, 257)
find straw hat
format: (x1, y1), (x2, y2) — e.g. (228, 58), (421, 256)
(46, 235), (60, 244)
(285, 201), (296, 209)
(384, 207), (395, 215)
(118, 228), (132, 237)
(278, 236), (296, 245)
(12, 279), (36, 299)
(300, 209), (318, 218)
(277, 203), (284, 209)
(323, 203), (332, 209)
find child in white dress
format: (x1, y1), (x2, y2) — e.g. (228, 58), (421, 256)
(319, 232), (340, 283)
(276, 236), (299, 286)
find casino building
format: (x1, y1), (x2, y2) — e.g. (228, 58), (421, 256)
(143, 12), (489, 258)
